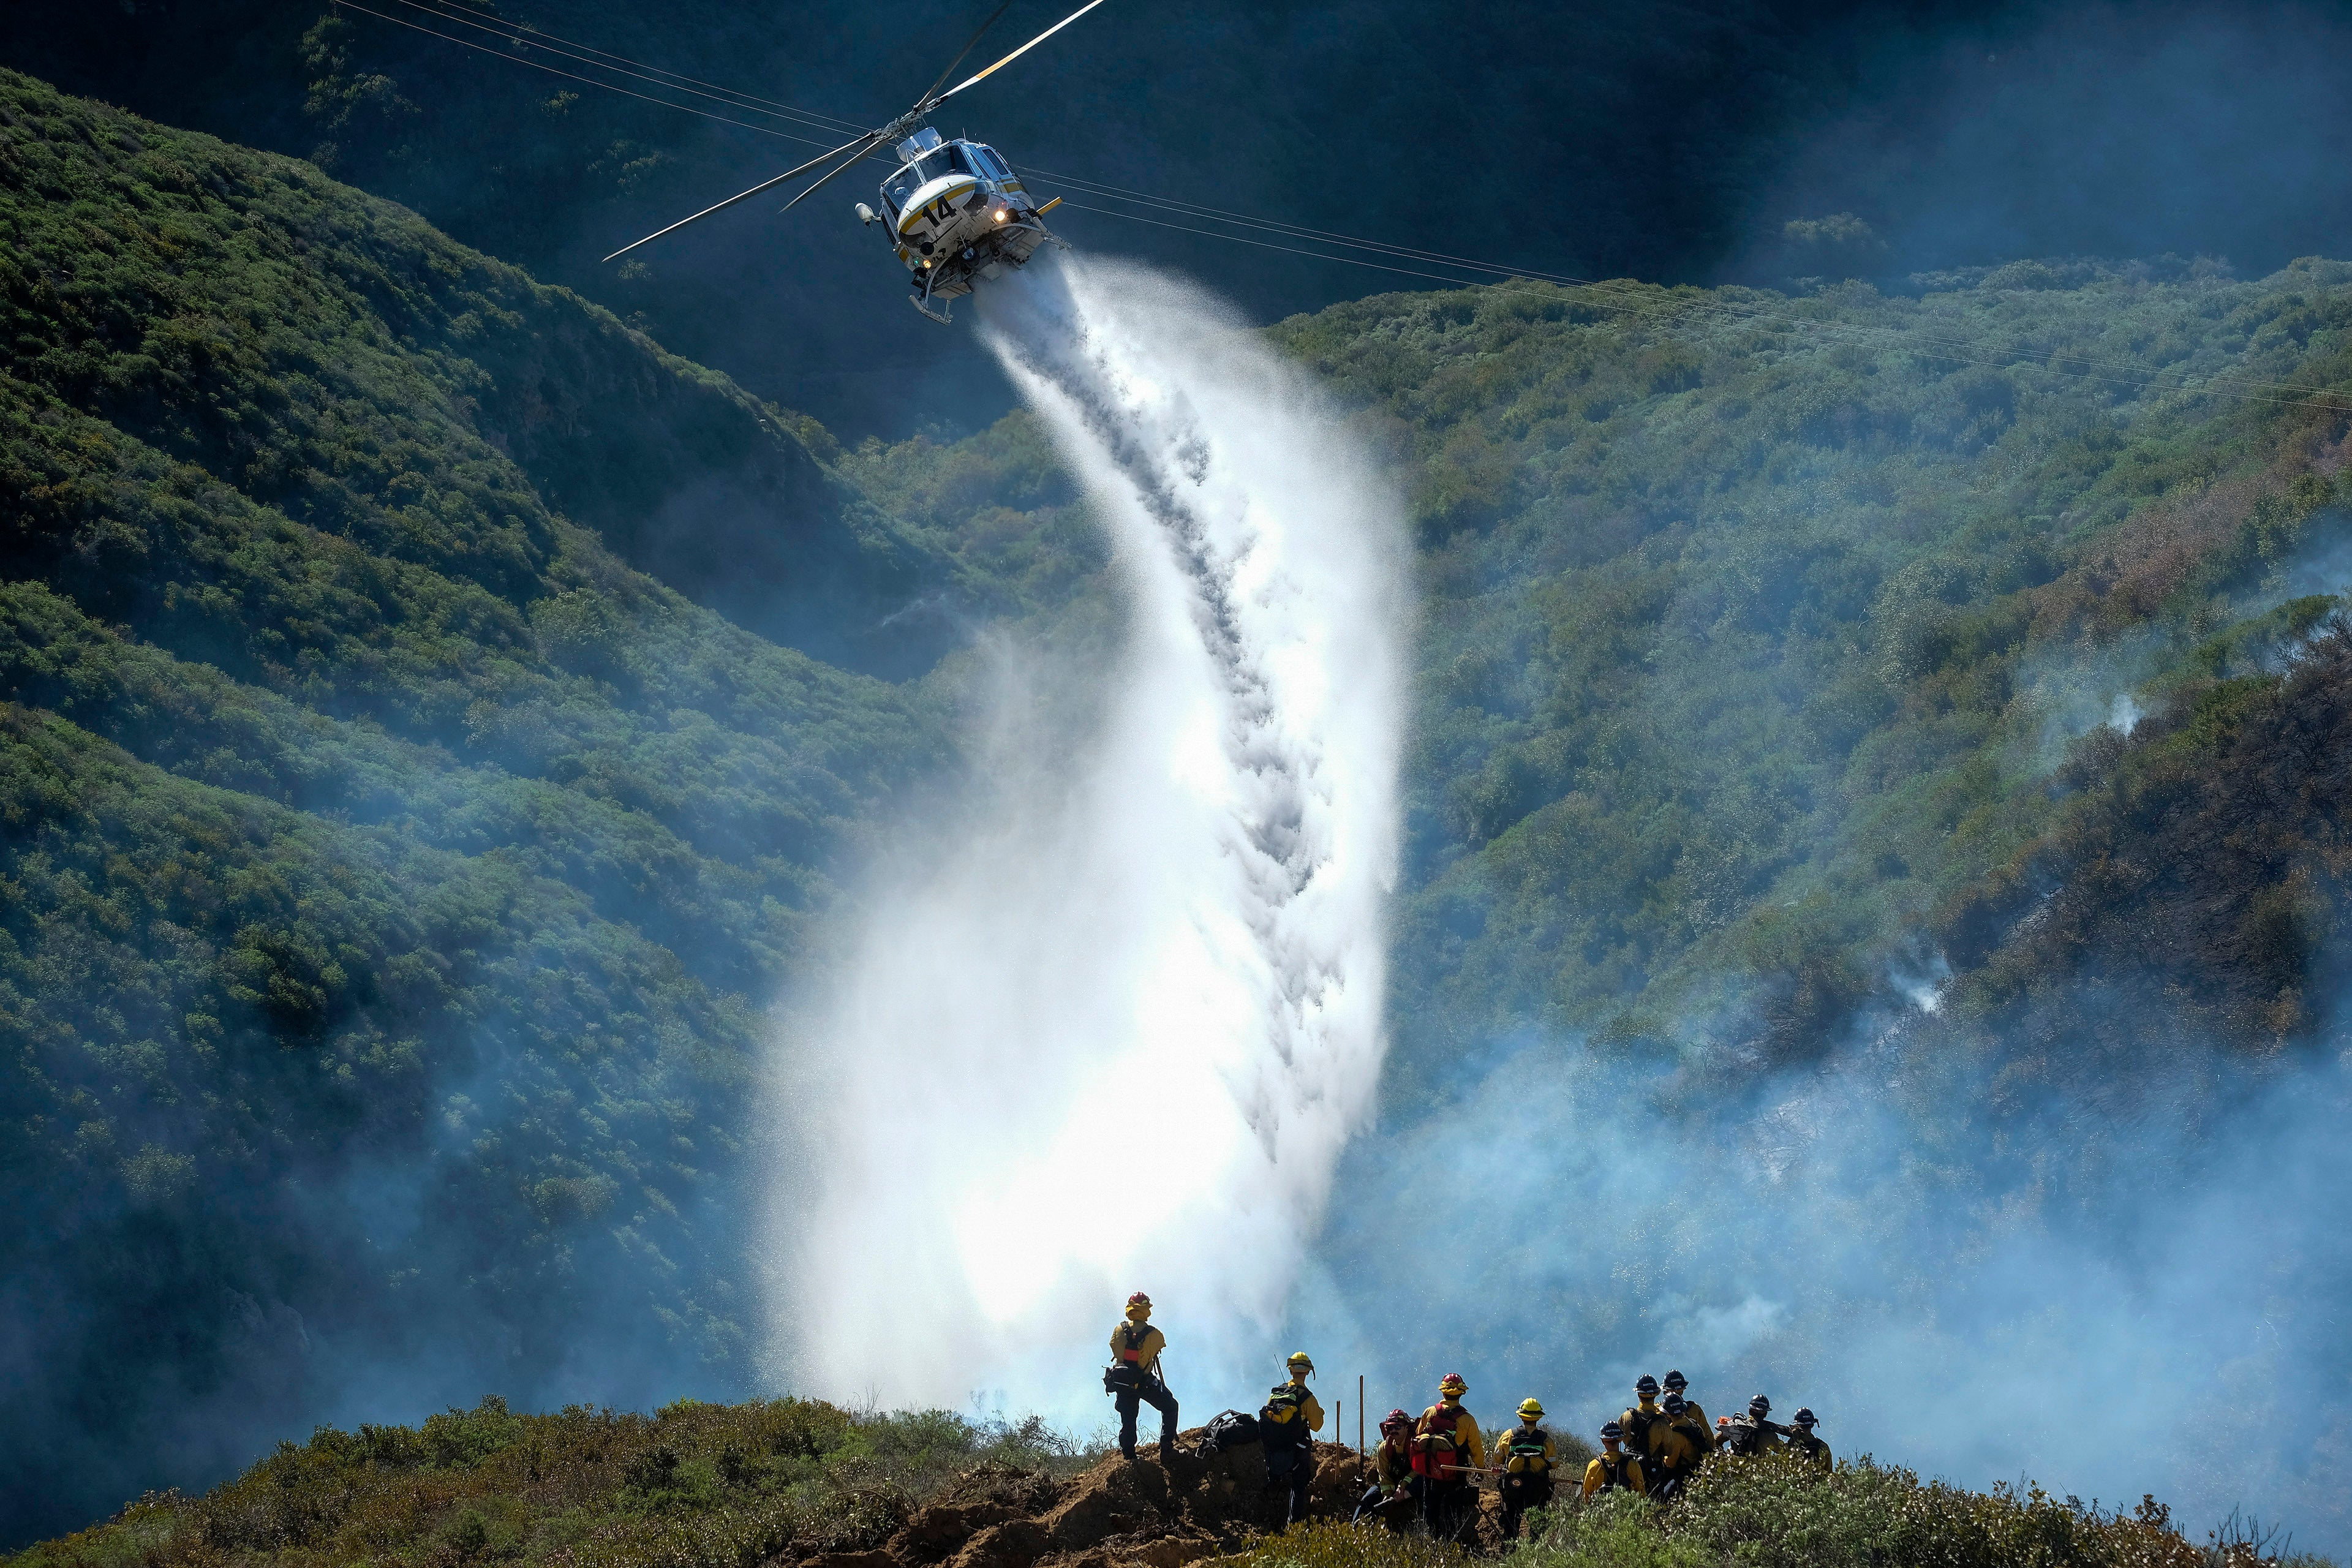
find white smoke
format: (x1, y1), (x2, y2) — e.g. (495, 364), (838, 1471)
(769, 255), (1408, 1418)
(1298, 1014), (2352, 1556)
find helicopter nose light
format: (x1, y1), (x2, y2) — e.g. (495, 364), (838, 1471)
(992, 206), (1008, 222)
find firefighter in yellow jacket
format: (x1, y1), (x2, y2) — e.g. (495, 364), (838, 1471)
(1261, 1352), (1324, 1525)
(1496, 1398), (1559, 1540)
(1352, 1410), (1421, 1530)
(1653, 1393), (1712, 1499)
(1717, 1394), (1785, 1458)
(1106, 1292), (1176, 1463)
(1788, 1409), (1831, 1472)
(1619, 1375), (1668, 1493)
(1414, 1374), (1483, 1543)
(1581, 1420), (1648, 1497)
(1660, 1372), (1713, 1455)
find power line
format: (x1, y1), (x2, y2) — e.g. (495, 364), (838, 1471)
(328, 2), (2352, 416)
(374, 0), (867, 135)
(1049, 202), (2352, 413)
(1041, 176), (2352, 409)
(329, 0), (846, 151)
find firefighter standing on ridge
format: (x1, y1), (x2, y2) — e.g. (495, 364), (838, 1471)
(1581, 1420), (1648, 1497)
(1259, 1352), (1324, 1525)
(1788, 1408), (1832, 1471)
(1105, 1292), (1177, 1463)
(1414, 1374), (1484, 1544)
(1660, 1372), (1713, 1453)
(1717, 1394), (1785, 1457)
(1354, 1408), (1420, 1529)
(1620, 1376), (1668, 1492)
(1653, 1393), (1713, 1499)
(1496, 1398), (1559, 1540)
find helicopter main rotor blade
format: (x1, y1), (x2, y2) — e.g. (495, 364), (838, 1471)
(918, 0), (1016, 109)
(938, 0), (1112, 101)
(601, 131), (877, 262)
(780, 134), (888, 213)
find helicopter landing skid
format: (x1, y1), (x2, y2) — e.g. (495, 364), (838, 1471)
(911, 266), (955, 323)
(908, 222), (1068, 323)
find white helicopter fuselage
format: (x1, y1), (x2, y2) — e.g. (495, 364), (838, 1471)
(864, 127), (1061, 321)
(603, 0), (1102, 325)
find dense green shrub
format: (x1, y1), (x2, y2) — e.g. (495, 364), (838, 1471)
(1224, 1519), (1479, 1568)
(1501, 1452), (2328, 1568)
(4, 1398), (1100, 1568)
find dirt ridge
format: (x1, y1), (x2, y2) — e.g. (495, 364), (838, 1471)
(799, 1432), (1368, 1568)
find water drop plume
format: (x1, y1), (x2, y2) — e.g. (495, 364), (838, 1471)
(771, 254), (1409, 1416)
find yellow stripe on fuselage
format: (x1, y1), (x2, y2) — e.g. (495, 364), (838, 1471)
(894, 175), (982, 235)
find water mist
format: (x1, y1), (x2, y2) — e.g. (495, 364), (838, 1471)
(772, 255), (1408, 1419)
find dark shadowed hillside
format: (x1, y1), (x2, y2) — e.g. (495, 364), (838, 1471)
(0, 68), (981, 1545)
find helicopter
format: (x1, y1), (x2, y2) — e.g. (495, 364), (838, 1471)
(603, 0), (1106, 323)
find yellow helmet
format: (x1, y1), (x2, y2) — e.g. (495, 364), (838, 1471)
(1518, 1398), (1545, 1419)
(1439, 1373), (1468, 1395)
(1287, 1351), (1315, 1374)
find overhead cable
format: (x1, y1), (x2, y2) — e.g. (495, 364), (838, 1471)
(1053, 202), (2352, 413)
(328, 2), (2352, 415)
(1042, 176), (2352, 410)
(377, 0), (866, 133)
(328, 0), (846, 150)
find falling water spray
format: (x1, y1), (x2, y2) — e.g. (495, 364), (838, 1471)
(771, 255), (1408, 1418)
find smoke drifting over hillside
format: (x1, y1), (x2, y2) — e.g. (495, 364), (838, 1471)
(771, 255), (1408, 1414)
(1301, 1000), (2352, 1555)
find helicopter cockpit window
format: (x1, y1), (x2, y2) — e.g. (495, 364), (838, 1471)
(888, 149), (973, 206)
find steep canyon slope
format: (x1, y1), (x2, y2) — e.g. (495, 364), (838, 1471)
(6, 70), (2352, 1547)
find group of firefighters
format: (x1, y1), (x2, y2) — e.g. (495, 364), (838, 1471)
(1106, 1293), (1833, 1546)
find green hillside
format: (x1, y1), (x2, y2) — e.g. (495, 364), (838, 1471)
(5, 1395), (2316, 1568)
(895, 258), (2352, 1090)
(7, 62), (2352, 1553)
(0, 66), (1000, 1534)
(1276, 263), (2352, 1080)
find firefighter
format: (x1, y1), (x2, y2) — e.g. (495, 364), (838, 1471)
(1660, 1372), (1713, 1456)
(1352, 1409), (1421, 1530)
(1496, 1398), (1559, 1540)
(1788, 1409), (1831, 1472)
(1581, 1420), (1649, 1498)
(1414, 1373), (1485, 1544)
(1653, 1393), (1712, 1499)
(1620, 1376), (1668, 1492)
(1259, 1352), (1324, 1525)
(1717, 1395), (1784, 1457)
(1106, 1292), (1177, 1463)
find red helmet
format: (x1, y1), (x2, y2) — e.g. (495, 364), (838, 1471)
(1381, 1408), (1412, 1433)
(1126, 1292), (1152, 1308)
